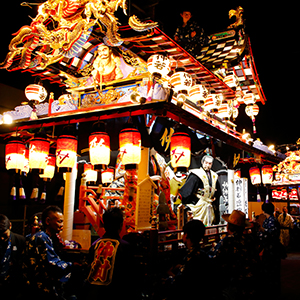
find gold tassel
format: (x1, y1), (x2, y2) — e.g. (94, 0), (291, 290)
(19, 187), (26, 200)
(57, 186), (64, 196)
(10, 187), (16, 200)
(40, 192), (46, 203)
(30, 188), (39, 200)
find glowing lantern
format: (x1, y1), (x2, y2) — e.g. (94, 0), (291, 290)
(188, 84), (208, 105)
(101, 168), (114, 184)
(203, 92), (222, 113)
(119, 128), (141, 166)
(5, 139), (26, 171)
(147, 54), (171, 78)
(243, 92), (255, 105)
(40, 154), (56, 180)
(224, 73), (239, 88)
(29, 137), (50, 173)
(217, 102), (232, 120)
(84, 164), (98, 183)
(245, 104), (259, 134)
(281, 188), (288, 200)
(25, 84), (48, 103)
(56, 135), (78, 172)
(249, 166), (261, 185)
(272, 189), (280, 200)
(170, 131), (191, 170)
(170, 72), (193, 106)
(289, 188), (298, 200)
(89, 132), (110, 169)
(261, 165), (273, 185)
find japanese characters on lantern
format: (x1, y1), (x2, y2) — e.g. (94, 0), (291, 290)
(170, 131), (191, 170)
(56, 135), (78, 172)
(89, 132), (110, 169)
(5, 139), (26, 171)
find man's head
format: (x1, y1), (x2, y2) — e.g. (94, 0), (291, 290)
(282, 206), (288, 213)
(103, 207), (124, 234)
(42, 206), (64, 236)
(201, 155), (214, 171)
(0, 214), (11, 244)
(97, 45), (112, 60)
(180, 10), (192, 23)
(182, 219), (205, 248)
(262, 202), (275, 217)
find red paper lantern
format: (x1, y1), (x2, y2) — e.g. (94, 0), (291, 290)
(56, 135), (78, 172)
(89, 132), (110, 169)
(170, 131), (191, 170)
(5, 139), (26, 171)
(29, 137), (50, 173)
(101, 168), (114, 184)
(40, 154), (56, 180)
(249, 166), (261, 185)
(119, 128), (141, 166)
(261, 165), (273, 185)
(84, 163), (98, 183)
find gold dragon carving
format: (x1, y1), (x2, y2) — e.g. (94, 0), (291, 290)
(1, 0), (158, 71)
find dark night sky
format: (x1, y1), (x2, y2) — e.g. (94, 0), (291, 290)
(0, 1), (298, 148)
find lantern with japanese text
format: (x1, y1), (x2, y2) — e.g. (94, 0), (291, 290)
(40, 154), (56, 180)
(217, 102), (232, 120)
(243, 92), (255, 105)
(84, 164), (98, 183)
(119, 127), (141, 167)
(188, 84), (208, 106)
(249, 166), (261, 185)
(101, 168), (114, 184)
(170, 131), (191, 171)
(289, 188), (299, 201)
(249, 166), (261, 202)
(224, 73), (239, 89)
(203, 92), (223, 113)
(261, 165), (273, 203)
(56, 135), (78, 172)
(29, 136), (50, 173)
(25, 84), (48, 103)
(245, 104), (259, 134)
(261, 165), (273, 185)
(170, 71), (193, 106)
(5, 138), (26, 171)
(147, 54), (171, 79)
(89, 131), (110, 169)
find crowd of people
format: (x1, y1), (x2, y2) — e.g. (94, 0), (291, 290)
(0, 200), (291, 300)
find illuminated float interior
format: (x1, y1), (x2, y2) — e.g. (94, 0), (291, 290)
(0, 2), (285, 245)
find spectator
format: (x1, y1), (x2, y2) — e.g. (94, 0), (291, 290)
(209, 210), (261, 299)
(0, 214), (26, 300)
(278, 206), (294, 249)
(163, 219), (213, 300)
(83, 207), (137, 299)
(174, 9), (206, 57)
(23, 206), (73, 300)
(258, 202), (283, 297)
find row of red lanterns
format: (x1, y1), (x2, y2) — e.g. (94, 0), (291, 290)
(272, 187), (299, 201)
(5, 125), (192, 179)
(249, 165), (274, 186)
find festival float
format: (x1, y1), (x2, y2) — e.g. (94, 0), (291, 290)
(0, 2), (283, 248)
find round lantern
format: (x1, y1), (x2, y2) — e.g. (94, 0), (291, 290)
(170, 131), (191, 170)
(29, 136), (50, 173)
(25, 84), (48, 103)
(147, 54), (171, 78)
(89, 131), (110, 169)
(56, 135), (78, 172)
(40, 154), (56, 180)
(245, 104), (259, 134)
(170, 71), (193, 105)
(203, 92), (222, 113)
(261, 165), (273, 185)
(119, 127), (141, 167)
(5, 139), (26, 171)
(217, 102), (232, 120)
(101, 168), (114, 184)
(188, 84), (208, 105)
(84, 164), (98, 183)
(243, 92), (255, 105)
(249, 166), (261, 185)
(224, 73), (239, 89)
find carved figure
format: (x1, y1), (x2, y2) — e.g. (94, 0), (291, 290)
(227, 6), (244, 29)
